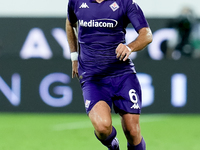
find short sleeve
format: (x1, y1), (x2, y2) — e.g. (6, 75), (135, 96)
(126, 1), (149, 32)
(67, 0), (78, 24)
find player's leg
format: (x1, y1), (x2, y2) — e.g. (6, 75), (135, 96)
(89, 101), (112, 139)
(81, 80), (119, 150)
(89, 101), (120, 150)
(112, 73), (145, 150)
(120, 113), (145, 150)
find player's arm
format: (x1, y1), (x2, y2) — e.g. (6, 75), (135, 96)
(128, 27), (152, 52)
(66, 19), (79, 78)
(116, 1), (153, 61)
(116, 27), (152, 61)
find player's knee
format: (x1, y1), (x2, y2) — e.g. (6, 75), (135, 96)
(124, 123), (140, 138)
(95, 120), (112, 137)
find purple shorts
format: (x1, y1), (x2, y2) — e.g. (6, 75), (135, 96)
(81, 73), (142, 114)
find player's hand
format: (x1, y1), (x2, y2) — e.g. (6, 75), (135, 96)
(72, 60), (79, 78)
(116, 43), (132, 61)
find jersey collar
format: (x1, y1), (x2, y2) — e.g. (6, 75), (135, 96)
(90, 0), (114, 3)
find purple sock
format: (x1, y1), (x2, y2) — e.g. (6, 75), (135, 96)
(128, 137), (146, 150)
(95, 126), (117, 147)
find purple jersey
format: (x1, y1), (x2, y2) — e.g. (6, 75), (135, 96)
(67, 0), (149, 83)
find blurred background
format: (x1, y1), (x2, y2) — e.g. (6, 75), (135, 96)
(0, 1), (200, 150)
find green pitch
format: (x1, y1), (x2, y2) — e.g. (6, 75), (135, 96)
(0, 113), (199, 150)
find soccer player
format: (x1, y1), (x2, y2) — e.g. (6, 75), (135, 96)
(66, 0), (152, 149)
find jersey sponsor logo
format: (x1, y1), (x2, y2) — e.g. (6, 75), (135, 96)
(79, 19), (118, 28)
(129, 89), (140, 109)
(79, 2), (89, 8)
(85, 100), (91, 108)
(110, 2), (119, 11)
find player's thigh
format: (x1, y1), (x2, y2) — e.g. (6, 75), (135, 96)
(120, 113), (142, 145)
(89, 101), (112, 134)
(120, 113), (140, 132)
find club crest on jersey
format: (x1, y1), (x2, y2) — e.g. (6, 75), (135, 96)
(110, 2), (119, 11)
(85, 100), (91, 108)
